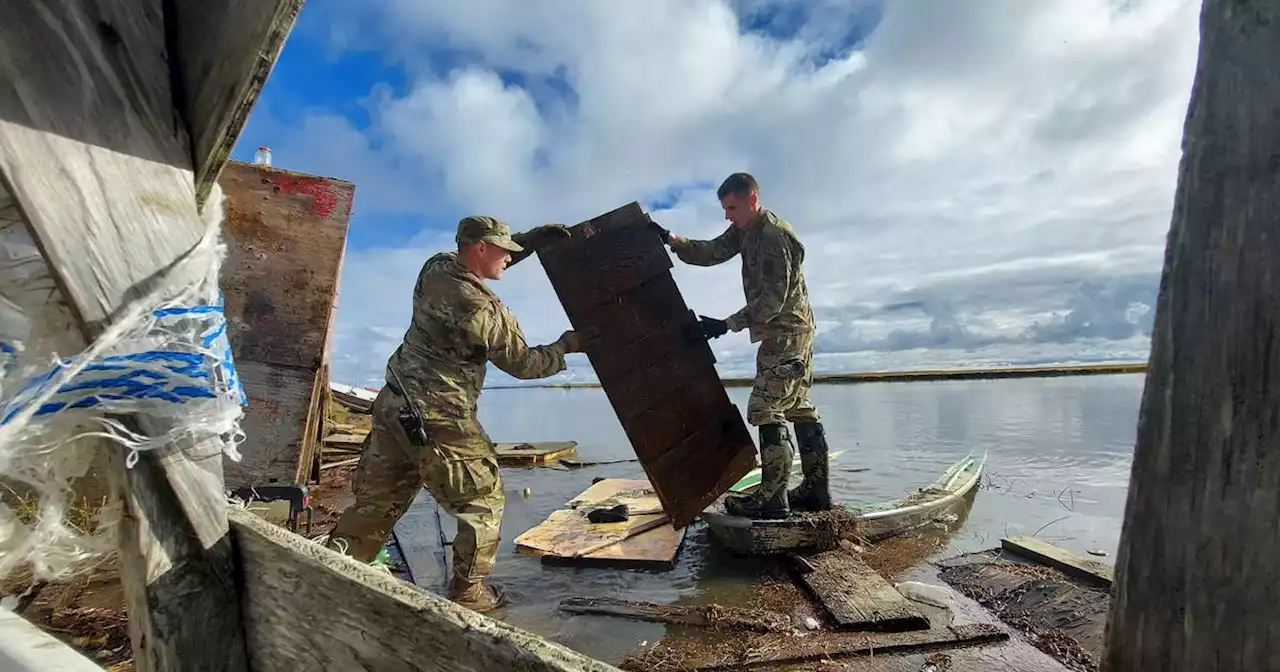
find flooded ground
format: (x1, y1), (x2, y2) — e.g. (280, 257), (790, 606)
(421, 373), (1143, 664)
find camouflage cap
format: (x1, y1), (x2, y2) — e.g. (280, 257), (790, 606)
(456, 215), (523, 252)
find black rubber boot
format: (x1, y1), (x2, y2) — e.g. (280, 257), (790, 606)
(788, 421), (832, 512)
(724, 423), (792, 519)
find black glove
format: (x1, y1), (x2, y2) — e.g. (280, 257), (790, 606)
(647, 218), (671, 244)
(684, 314), (728, 344)
(509, 224), (570, 266)
(512, 223), (570, 251)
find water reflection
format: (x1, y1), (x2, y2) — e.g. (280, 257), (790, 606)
(453, 373), (1143, 663)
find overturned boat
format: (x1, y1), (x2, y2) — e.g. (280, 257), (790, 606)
(702, 451), (987, 556)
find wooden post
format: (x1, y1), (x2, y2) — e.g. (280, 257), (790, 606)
(1102, 1), (1280, 670)
(0, 1), (299, 670)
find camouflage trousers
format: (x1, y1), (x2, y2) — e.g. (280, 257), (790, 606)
(326, 386), (504, 586)
(746, 330), (821, 426)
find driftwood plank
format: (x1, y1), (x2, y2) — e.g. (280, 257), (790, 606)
(1103, 2), (1280, 670)
(168, 0), (303, 203)
(229, 508), (620, 672)
(558, 597), (791, 633)
(537, 203), (757, 529)
(494, 441), (578, 466)
(1002, 536), (1114, 588)
(0, 3), (266, 670)
(796, 551), (928, 631)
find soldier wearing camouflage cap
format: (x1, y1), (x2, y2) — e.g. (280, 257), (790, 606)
(649, 173), (831, 521)
(326, 215), (579, 613)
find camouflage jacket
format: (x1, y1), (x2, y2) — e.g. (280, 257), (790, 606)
(669, 208), (815, 342)
(386, 252), (566, 428)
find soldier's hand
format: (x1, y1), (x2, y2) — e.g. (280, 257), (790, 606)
(647, 218), (674, 245)
(557, 329), (583, 353)
(684, 315), (728, 344)
(513, 223), (571, 251)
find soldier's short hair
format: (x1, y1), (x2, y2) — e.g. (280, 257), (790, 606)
(717, 172), (759, 200)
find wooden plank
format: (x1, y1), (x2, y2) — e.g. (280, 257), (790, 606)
(1001, 536), (1114, 587)
(795, 550), (928, 631)
(392, 489), (448, 590)
(673, 622), (1004, 670)
(0, 609), (103, 672)
(566, 478), (662, 513)
(558, 597), (791, 633)
(169, 0), (304, 204)
(229, 508), (620, 672)
(494, 441), (578, 466)
(0, 3), (251, 669)
(513, 509), (671, 558)
(1104, 4), (1280, 670)
(226, 361), (320, 488)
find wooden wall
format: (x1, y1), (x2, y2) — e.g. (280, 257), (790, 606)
(217, 161), (354, 488)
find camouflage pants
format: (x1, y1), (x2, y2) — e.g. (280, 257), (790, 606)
(327, 386), (504, 585)
(746, 331), (821, 426)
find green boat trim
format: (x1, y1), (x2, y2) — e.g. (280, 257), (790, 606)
(728, 450), (846, 493)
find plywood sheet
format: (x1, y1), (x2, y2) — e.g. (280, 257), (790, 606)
(515, 478), (685, 570)
(536, 202), (757, 528)
(219, 161), (353, 370)
(217, 161), (352, 488)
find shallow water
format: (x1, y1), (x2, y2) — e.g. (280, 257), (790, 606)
(427, 373), (1142, 664)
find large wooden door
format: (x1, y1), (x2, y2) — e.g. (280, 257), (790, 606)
(537, 202), (757, 528)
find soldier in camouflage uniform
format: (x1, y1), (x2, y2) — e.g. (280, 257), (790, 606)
(650, 173), (832, 520)
(326, 215), (580, 613)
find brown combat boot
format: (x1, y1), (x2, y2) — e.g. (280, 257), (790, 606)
(447, 575), (508, 613)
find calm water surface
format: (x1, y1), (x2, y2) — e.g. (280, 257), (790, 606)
(422, 374), (1142, 663)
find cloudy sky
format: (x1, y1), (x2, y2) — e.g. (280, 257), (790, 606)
(230, 0), (1201, 388)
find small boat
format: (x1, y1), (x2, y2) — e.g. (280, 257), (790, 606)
(702, 451), (987, 556)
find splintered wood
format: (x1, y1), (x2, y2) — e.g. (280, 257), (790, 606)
(798, 550), (929, 631)
(536, 203), (757, 528)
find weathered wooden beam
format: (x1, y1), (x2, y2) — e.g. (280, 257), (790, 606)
(1001, 536), (1113, 588)
(168, 0), (305, 205)
(558, 597), (792, 634)
(0, 2), (257, 669)
(230, 508), (622, 672)
(1102, 1), (1280, 670)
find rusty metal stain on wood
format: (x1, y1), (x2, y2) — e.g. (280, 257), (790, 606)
(536, 202), (756, 529)
(219, 160), (353, 370)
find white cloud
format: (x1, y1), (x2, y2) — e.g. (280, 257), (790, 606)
(283, 0), (1201, 387)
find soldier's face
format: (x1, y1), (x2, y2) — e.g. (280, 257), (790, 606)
(478, 242), (512, 280)
(720, 192), (758, 228)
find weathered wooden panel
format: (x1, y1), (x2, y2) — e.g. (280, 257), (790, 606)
(217, 161), (352, 488)
(230, 508), (621, 672)
(1103, 2), (1280, 671)
(169, 0), (304, 204)
(537, 202), (757, 529)
(796, 550), (928, 631)
(0, 3), (254, 668)
(219, 160), (353, 369)
(224, 361), (317, 488)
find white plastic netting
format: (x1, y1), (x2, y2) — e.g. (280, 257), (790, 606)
(0, 182), (246, 585)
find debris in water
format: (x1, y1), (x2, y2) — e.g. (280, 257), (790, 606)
(1087, 548), (1107, 557)
(895, 580), (954, 609)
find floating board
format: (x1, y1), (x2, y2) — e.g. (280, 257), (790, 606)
(514, 477), (685, 570)
(494, 441), (578, 466)
(703, 451), (987, 556)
